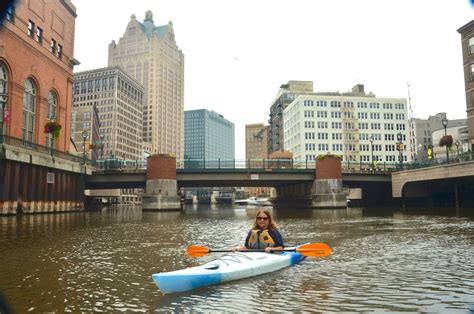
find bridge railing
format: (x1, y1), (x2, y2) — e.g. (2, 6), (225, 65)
(90, 153), (474, 173)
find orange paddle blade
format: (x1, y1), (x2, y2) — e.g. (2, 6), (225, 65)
(187, 245), (210, 258)
(295, 243), (332, 257)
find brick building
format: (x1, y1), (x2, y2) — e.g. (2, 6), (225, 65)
(0, 0), (78, 152)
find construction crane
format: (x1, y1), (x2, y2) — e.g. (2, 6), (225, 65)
(407, 82), (416, 161)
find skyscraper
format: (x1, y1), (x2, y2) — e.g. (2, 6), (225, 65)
(72, 66), (144, 161)
(184, 109), (235, 160)
(108, 11), (184, 158)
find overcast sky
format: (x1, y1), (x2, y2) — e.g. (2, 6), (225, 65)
(73, 0), (474, 159)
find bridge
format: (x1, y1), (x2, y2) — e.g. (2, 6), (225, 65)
(85, 167), (391, 189)
(392, 160), (474, 213)
(85, 156), (474, 211)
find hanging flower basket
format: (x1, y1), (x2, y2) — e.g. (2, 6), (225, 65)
(44, 121), (62, 139)
(439, 135), (453, 148)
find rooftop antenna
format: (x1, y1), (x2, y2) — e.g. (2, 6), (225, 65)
(407, 82), (416, 161)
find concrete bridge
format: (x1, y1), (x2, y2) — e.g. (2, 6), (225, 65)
(85, 168), (391, 189)
(391, 160), (474, 213)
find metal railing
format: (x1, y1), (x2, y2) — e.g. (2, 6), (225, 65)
(91, 154), (474, 174)
(3, 133), (472, 174)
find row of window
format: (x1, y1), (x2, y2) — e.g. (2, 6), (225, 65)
(27, 19), (63, 59)
(304, 143), (404, 152)
(0, 62), (58, 147)
(301, 132), (407, 141)
(303, 100), (405, 109)
(303, 121), (406, 130)
(304, 154), (407, 162)
(302, 110), (405, 119)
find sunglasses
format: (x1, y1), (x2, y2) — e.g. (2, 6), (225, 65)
(257, 216), (268, 221)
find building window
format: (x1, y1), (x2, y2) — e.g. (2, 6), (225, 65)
(50, 39), (56, 55)
(46, 91), (57, 148)
(46, 91), (57, 120)
(469, 37), (474, 55)
(36, 27), (43, 44)
(57, 44), (63, 59)
(0, 62), (8, 137)
(471, 64), (474, 81)
(28, 20), (35, 37)
(6, 5), (14, 22)
(22, 78), (37, 144)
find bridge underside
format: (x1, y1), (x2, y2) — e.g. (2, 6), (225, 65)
(401, 176), (474, 210)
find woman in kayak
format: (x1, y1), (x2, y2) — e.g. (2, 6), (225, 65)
(232, 210), (284, 253)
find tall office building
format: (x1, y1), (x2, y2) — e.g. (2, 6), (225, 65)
(457, 21), (474, 152)
(184, 109), (235, 160)
(108, 11), (185, 159)
(268, 81), (314, 156)
(283, 84), (412, 164)
(72, 66), (144, 161)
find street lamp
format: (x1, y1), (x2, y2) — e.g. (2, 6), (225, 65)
(455, 140), (460, 161)
(396, 132), (404, 168)
(369, 134), (374, 171)
(82, 130), (89, 164)
(99, 134), (104, 160)
(417, 143), (423, 162)
(0, 81), (8, 144)
(442, 118), (449, 164)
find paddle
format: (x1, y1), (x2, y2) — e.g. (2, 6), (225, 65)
(187, 242), (332, 258)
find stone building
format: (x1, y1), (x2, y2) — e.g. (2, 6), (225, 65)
(458, 20), (474, 152)
(283, 84), (411, 166)
(268, 81), (313, 156)
(108, 11), (184, 159)
(72, 66), (144, 161)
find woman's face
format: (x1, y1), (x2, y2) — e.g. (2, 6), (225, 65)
(256, 212), (269, 230)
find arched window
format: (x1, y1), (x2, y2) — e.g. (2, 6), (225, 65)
(0, 62), (8, 139)
(46, 90), (57, 148)
(47, 90), (57, 119)
(22, 78), (37, 144)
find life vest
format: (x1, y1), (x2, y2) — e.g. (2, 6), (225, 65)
(247, 229), (276, 249)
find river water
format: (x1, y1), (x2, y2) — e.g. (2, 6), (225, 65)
(0, 205), (473, 312)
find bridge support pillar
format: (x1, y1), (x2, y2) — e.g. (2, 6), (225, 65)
(311, 155), (347, 208)
(142, 154), (181, 211)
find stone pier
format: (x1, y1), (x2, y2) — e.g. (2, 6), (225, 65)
(311, 155), (347, 208)
(142, 154), (181, 211)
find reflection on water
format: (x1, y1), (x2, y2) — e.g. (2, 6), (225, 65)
(0, 204), (473, 312)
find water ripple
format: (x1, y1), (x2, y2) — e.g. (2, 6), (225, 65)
(1, 207), (473, 312)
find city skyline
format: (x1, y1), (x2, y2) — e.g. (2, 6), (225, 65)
(73, 0), (474, 158)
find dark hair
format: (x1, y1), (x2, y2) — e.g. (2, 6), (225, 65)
(251, 210), (278, 230)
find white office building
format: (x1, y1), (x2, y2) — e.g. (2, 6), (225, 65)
(283, 85), (411, 166)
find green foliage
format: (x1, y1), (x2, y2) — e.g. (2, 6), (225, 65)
(316, 153), (343, 161)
